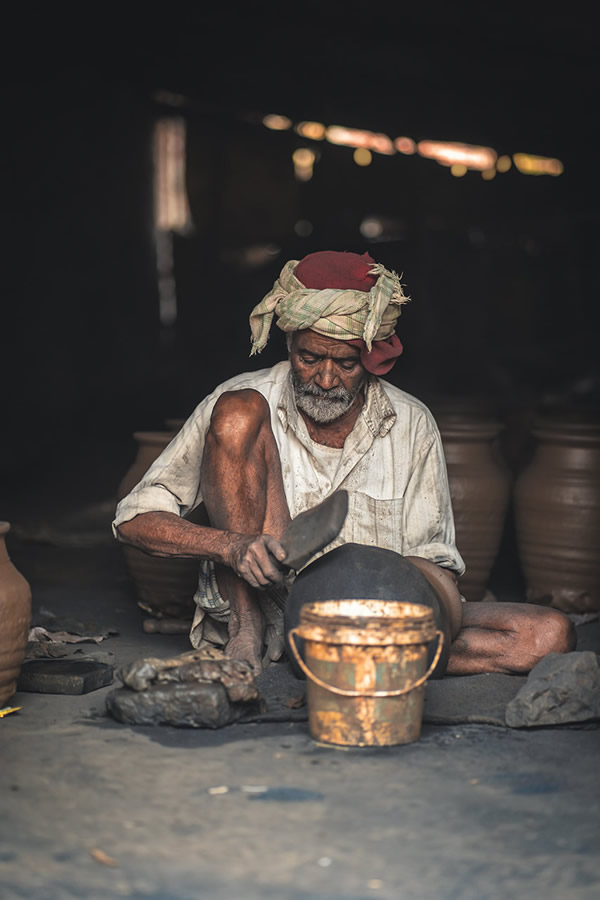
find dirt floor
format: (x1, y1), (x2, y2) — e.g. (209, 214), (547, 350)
(2, 439), (600, 900)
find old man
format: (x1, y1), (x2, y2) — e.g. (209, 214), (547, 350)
(113, 250), (574, 674)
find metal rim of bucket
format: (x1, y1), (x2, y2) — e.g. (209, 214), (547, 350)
(297, 600), (438, 646)
(288, 626), (444, 698)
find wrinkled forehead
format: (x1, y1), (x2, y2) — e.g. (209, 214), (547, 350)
(290, 329), (361, 359)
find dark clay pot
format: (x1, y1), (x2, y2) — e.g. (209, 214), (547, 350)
(514, 419), (600, 613)
(117, 431), (201, 620)
(0, 522), (32, 706)
(437, 414), (511, 602)
(284, 543), (451, 680)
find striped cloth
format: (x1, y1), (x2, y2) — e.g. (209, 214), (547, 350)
(249, 259), (409, 355)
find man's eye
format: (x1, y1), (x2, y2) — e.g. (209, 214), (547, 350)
(300, 355), (317, 364)
(340, 360), (358, 370)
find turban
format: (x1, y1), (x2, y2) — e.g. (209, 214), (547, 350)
(249, 250), (410, 375)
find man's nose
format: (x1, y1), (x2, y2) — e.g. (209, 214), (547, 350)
(315, 359), (338, 390)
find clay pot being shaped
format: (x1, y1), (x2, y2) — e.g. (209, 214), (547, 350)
(514, 418), (600, 613)
(436, 414), (511, 602)
(284, 543), (453, 679)
(0, 522), (32, 706)
(117, 431), (204, 620)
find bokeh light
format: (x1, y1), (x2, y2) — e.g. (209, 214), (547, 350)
(450, 164), (468, 177)
(354, 148), (372, 166)
(513, 153), (564, 176)
(294, 219), (314, 237)
(263, 114), (292, 131)
(292, 147), (316, 181)
(394, 137), (416, 154)
(360, 217), (383, 238)
(295, 121), (326, 140)
(419, 140), (497, 171)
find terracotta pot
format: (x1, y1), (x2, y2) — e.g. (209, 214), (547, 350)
(514, 418), (600, 613)
(436, 415), (511, 602)
(117, 431), (202, 620)
(0, 522), (32, 706)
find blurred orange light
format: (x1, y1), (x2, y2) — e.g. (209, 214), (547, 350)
(292, 147), (316, 181)
(354, 148), (373, 166)
(263, 114), (293, 131)
(513, 153), (563, 176)
(394, 137), (416, 154)
(481, 168), (496, 181)
(450, 164), (468, 177)
(418, 140), (497, 171)
(295, 121), (326, 140)
(496, 155), (512, 173)
(326, 125), (395, 155)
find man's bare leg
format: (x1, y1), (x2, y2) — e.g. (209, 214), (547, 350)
(446, 602), (576, 675)
(200, 389), (291, 672)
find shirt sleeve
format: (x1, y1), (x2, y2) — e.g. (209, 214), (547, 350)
(401, 412), (466, 575)
(112, 402), (211, 538)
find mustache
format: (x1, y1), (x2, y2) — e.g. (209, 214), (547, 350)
(296, 382), (353, 401)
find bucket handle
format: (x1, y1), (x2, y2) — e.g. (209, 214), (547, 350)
(288, 628), (444, 698)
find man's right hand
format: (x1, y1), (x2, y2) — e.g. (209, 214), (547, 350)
(226, 533), (288, 589)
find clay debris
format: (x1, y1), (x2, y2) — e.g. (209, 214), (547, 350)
(117, 648), (261, 704)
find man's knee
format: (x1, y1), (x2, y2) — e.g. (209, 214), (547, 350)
(532, 608), (577, 658)
(207, 389), (270, 452)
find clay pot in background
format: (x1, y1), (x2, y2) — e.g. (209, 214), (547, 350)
(117, 431), (205, 621)
(436, 415), (511, 602)
(514, 418), (600, 613)
(0, 522), (32, 706)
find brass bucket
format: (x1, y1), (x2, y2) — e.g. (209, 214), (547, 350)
(289, 600), (443, 747)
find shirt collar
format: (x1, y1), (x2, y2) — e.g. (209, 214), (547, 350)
(277, 366), (396, 438)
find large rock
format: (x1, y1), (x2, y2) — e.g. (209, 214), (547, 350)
(505, 651), (600, 728)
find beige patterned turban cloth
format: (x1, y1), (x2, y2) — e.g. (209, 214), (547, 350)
(249, 258), (409, 355)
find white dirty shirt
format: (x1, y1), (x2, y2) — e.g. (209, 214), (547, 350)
(113, 361), (465, 659)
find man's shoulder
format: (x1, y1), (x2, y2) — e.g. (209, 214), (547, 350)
(375, 377), (435, 419)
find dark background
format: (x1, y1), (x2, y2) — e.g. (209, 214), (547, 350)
(1, 6), (598, 510)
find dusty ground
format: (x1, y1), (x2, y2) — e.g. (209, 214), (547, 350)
(2, 443), (600, 900)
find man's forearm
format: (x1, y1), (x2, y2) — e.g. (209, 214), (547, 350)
(116, 511), (287, 590)
(116, 511), (235, 566)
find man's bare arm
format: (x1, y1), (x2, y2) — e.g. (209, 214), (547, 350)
(116, 511), (286, 590)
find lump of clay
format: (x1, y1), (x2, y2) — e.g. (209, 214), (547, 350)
(117, 648), (261, 704)
(106, 649), (265, 728)
(505, 651), (600, 728)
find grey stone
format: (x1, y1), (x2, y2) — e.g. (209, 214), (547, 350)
(505, 651), (600, 728)
(106, 681), (263, 728)
(17, 659), (114, 694)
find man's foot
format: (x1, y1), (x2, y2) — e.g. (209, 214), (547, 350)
(225, 611), (265, 675)
(225, 631), (264, 674)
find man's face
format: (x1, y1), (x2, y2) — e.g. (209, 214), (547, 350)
(289, 330), (367, 424)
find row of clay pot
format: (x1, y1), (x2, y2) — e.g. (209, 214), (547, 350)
(437, 412), (600, 612)
(117, 413), (600, 619)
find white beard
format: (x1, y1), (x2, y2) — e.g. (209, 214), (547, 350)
(291, 371), (365, 424)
